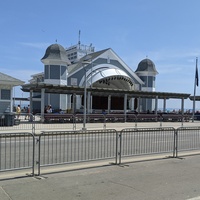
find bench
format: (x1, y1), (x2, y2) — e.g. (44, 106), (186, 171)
(44, 114), (74, 123)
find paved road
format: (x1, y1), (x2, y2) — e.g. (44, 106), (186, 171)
(1, 120), (200, 133)
(0, 154), (200, 200)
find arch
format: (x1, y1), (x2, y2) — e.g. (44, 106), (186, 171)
(79, 64), (135, 90)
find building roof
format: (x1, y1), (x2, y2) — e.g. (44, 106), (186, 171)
(135, 58), (158, 74)
(68, 49), (109, 74)
(21, 83), (191, 99)
(189, 96), (200, 101)
(0, 72), (24, 86)
(41, 43), (71, 65)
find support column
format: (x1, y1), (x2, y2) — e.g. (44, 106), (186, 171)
(124, 94), (127, 122)
(138, 97), (141, 113)
(11, 89), (14, 112)
(181, 97), (184, 126)
(163, 98), (166, 112)
(134, 97), (138, 112)
(29, 90), (34, 122)
(41, 88), (45, 122)
(67, 94), (70, 110)
(72, 93), (76, 114)
(87, 92), (91, 114)
(130, 97), (134, 111)
(181, 97), (184, 115)
(155, 95), (158, 115)
(90, 94), (93, 113)
(108, 95), (111, 114)
(124, 94), (127, 113)
(29, 90), (33, 115)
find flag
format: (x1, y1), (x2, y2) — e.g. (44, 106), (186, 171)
(196, 58), (199, 87)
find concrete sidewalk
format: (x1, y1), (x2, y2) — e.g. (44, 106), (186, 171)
(0, 154), (200, 200)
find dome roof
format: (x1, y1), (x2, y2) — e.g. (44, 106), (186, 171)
(41, 43), (71, 64)
(135, 58), (158, 73)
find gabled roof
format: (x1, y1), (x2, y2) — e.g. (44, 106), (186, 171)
(68, 49), (109, 75)
(0, 72), (25, 86)
(68, 48), (144, 85)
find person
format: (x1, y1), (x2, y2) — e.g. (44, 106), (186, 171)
(44, 105), (47, 113)
(16, 105), (21, 119)
(25, 105), (30, 120)
(47, 105), (52, 113)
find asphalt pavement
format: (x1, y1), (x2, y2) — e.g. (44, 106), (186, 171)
(0, 154), (200, 200)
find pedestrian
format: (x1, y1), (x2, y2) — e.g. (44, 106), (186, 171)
(44, 105), (47, 113)
(47, 105), (52, 113)
(16, 105), (21, 119)
(25, 105), (30, 120)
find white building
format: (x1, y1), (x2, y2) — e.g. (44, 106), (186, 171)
(0, 72), (24, 113)
(27, 42), (158, 113)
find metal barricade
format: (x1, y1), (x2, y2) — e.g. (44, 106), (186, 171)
(37, 129), (118, 175)
(176, 126), (200, 157)
(119, 127), (176, 164)
(0, 113), (35, 133)
(0, 132), (35, 175)
(2, 126), (200, 177)
(34, 113), (76, 131)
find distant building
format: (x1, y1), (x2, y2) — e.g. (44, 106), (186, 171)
(0, 72), (24, 113)
(27, 42), (158, 113)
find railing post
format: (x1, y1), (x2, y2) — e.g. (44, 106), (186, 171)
(115, 131), (118, 164)
(103, 114), (106, 129)
(32, 134), (35, 176)
(118, 131), (122, 165)
(37, 135), (41, 176)
(173, 129), (178, 158)
(73, 114), (76, 130)
(32, 114), (35, 135)
(181, 114), (184, 127)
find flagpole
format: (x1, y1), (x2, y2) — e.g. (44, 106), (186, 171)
(192, 57), (198, 122)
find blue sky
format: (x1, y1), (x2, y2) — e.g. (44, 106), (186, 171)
(1, 0), (200, 109)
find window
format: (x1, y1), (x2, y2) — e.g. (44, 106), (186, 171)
(61, 66), (67, 80)
(1, 89), (11, 100)
(50, 65), (60, 79)
(44, 65), (49, 79)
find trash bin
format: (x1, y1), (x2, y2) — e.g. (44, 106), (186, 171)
(4, 113), (15, 126)
(0, 114), (5, 126)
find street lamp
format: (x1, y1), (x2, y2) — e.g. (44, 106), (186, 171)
(82, 55), (92, 131)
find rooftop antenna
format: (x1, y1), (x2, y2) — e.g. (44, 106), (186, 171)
(78, 30), (81, 49)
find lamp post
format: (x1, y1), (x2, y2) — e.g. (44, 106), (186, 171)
(82, 55), (92, 131)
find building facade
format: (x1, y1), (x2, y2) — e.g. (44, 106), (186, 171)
(29, 43), (158, 113)
(0, 72), (24, 113)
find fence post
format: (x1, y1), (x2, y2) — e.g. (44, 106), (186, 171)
(103, 114), (106, 129)
(173, 129), (178, 158)
(118, 131), (122, 165)
(181, 115), (184, 127)
(37, 135), (42, 176)
(32, 134), (35, 176)
(32, 114), (35, 135)
(73, 114), (76, 130)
